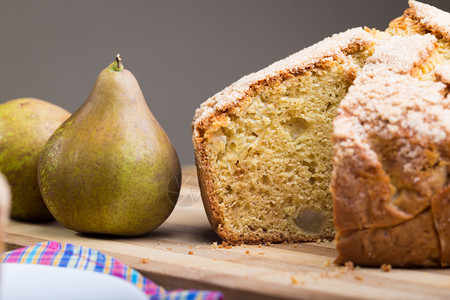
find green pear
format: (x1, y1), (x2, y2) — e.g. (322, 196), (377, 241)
(0, 98), (70, 221)
(38, 55), (181, 236)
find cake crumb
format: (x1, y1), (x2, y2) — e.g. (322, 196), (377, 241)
(323, 261), (331, 268)
(291, 276), (299, 284)
(258, 252), (265, 255)
(319, 271), (330, 279)
(218, 241), (233, 249)
(211, 242), (218, 249)
(265, 242), (271, 246)
(381, 264), (392, 272)
(293, 245), (298, 248)
(188, 251), (194, 255)
(354, 275), (364, 281)
(140, 258), (150, 264)
(166, 247), (172, 251)
(245, 250), (250, 254)
(258, 244), (262, 248)
(345, 261), (355, 271)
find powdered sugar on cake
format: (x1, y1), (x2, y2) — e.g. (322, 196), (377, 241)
(409, 0), (450, 41)
(336, 34), (449, 147)
(193, 27), (374, 136)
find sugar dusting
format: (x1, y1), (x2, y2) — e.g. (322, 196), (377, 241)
(336, 34), (449, 147)
(409, 0), (450, 41)
(193, 27), (374, 136)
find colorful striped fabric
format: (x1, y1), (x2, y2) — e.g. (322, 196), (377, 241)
(1, 241), (223, 300)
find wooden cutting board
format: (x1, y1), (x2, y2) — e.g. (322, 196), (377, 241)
(4, 166), (450, 299)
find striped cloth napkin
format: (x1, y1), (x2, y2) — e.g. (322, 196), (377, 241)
(1, 241), (223, 300)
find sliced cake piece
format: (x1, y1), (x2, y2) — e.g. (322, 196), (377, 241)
(193, 28), (375, 243)
(192, 0), (449, 245)
(332, 3), (450, 266)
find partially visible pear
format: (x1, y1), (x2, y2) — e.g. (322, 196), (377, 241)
(38, 55), (181, 236)
(0, 98), (70, 221)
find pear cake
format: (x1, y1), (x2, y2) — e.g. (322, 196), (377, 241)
(332, 2), (450, 266)
(192, 0), (449, 245)
(193, 28), (375, 244)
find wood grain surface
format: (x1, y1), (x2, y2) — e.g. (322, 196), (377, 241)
(4, 166), (450, 299)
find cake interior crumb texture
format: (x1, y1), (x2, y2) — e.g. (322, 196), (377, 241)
(194, 28), (374, 243)
(204, 62), (363, 242)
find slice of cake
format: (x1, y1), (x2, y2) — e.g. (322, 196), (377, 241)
(332, 3), (450, 266)
(193, 28), (375, 244)
(192, 0), (448, 245)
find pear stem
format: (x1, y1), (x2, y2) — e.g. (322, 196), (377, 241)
(113, 54), (124, 72)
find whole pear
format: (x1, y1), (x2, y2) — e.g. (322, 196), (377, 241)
(38, 55), (181, 236)
(0, 98), (70, 221)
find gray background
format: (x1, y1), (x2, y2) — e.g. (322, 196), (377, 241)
(1, 0), (449, 165)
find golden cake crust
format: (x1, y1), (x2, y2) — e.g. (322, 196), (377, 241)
(192, 28), (374, 243)
(332, 10), (450, 266)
